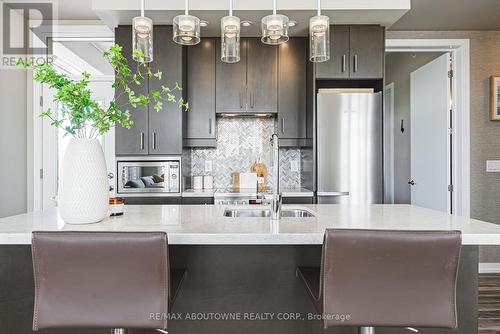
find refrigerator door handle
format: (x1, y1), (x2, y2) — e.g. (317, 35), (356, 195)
(317, 191), (350, 197)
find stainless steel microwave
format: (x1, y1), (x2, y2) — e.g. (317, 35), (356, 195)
(117, 157), (181, 196)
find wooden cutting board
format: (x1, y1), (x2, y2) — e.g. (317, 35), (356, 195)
(251, 161), (268, 192)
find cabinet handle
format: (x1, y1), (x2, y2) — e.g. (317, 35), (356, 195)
(152, 132), (156, 150)
(249, 91), (253, 109)
(353, 54), (358, 73)
(208, 118), (212, 134)
(342, 54), (346, 72)
(252, 92), (255, 108)
(281, 118), (285, 134)
(140, 132), (144, 150)
(239, 92), (243, 109)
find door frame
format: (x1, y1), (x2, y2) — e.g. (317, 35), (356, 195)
(28, 24), (114, 211)
(383, 82), (395, 204)
(386, 38), (470, 217)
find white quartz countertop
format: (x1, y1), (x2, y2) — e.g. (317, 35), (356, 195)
(1, 204), (500, 245)
(182, 188), (314, 198)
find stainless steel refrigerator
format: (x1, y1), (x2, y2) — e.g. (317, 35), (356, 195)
(316, 91), (383, 204)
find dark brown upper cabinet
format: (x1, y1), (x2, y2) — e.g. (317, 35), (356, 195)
(316, 25), (385, 80)
(349, 25), (385, 79)
(278, 37), (307, 146)
(315, 26), (350, 79)
(148, 26), (184, 155)
(185, 38), (217, 147)
(215, 39), (247, 112)
(216, 38), (278, 113)
(114, 25), (185, 156)
(115, 26), (149, 156)
(246, 38), (278, 112)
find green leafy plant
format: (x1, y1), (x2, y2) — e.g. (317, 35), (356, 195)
(17, 44), (188, 138)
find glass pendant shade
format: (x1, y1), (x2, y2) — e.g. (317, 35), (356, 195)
(221, 15), (241, 63)
(309, 15), (330, 62)
(173, 14), (201, 45)
(132, 16), (153, 63)
(261, 14), (289, 45)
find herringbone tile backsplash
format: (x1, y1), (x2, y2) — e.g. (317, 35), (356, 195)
(191, 118), (301, 190)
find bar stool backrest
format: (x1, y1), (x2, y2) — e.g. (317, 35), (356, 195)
(319, 229), (462, 329)
(31, 231), (170, 330)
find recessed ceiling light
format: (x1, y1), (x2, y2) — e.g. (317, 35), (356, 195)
(288, 20), (298, 27)
(200, 20), (209, 27)
(241, 20), (253, 27)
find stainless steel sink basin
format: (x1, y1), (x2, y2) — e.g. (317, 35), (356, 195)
(223, 209), (271, 218)
(280, 209), (316, 218)
(223, 208), (316, 218)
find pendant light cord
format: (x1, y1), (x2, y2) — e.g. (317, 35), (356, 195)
(273, 0), (277, 15)
(317, 0), (321, 16)
(229, 0), (233, 16)
(141, 0), (144, 17)
(185, 0), (189, 15)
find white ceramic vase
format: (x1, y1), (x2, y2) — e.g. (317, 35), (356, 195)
(58, 138), (109, 224)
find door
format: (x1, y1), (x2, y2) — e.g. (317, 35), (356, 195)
(148, 26), (184, 155)
(114, 26), (149, 155)
(349, 25), (384, 79)
(246, 38), (278, 112)
(216, 39), (247, 112)
(278, 38), (306, 139)
(315, 25), (350, 79)
(410, 53), (451, 212)
(317, 92), (383, 204)
(187, 38), (216, 141)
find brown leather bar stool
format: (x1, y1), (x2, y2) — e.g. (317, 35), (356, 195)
(297, 229), (461, 333)
(31, 231), (186, 334)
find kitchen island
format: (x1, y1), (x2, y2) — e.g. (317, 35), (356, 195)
(1, 204), (500, 334)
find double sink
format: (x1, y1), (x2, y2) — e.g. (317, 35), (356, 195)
(223, 208), (316, 218)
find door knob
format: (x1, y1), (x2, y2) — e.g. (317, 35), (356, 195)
(408, 180), (416, 186)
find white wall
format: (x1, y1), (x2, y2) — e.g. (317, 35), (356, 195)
(0, 69), (28, 217)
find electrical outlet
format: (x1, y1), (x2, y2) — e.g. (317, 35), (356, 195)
(486, 160), (500, 172)
(205, 160), (213, 173)
(291, 160), (299, 172)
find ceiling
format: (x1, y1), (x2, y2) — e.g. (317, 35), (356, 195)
(91, 0), (410, 35)
(52, 0), (500, 32)
(55, 0), (100, 20)
(390, 0), (500, 31)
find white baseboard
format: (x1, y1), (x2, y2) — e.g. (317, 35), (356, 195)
(479, 263), (500, 273)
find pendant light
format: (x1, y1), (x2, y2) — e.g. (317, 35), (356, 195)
(221, 0), (241, 63)
(261, 0), (289, 45)
(132, 0), (153, 63)
(173, 0), (201, 45)
(309, 0), (330, 62)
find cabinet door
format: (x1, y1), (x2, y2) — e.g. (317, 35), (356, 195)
(349, 25), (385, 79)
(114, 26), (149, 155)
(315, 26), (350, 79)
(278, 38), (307, 140)
(215, 39), (247, 112)
(148, 26), (184, 155)
(187, 38), (216, 141)
(246, 38), (278, 112)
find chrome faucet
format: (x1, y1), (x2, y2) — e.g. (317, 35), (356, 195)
(270, 134), (282, 220)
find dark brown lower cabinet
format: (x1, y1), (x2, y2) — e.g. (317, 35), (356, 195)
(123, 197), (182, 205)
(182, 197), (215, 205)
(282, 197), (314, 205)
